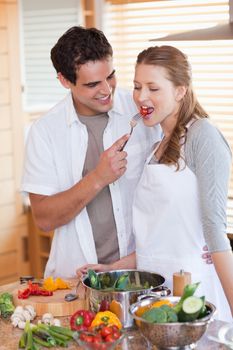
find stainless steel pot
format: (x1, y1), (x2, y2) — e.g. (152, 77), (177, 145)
(82, 269), (170, 328)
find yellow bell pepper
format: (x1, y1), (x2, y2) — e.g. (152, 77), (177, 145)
(151, 299), (173, 308)
(136, 299), (173, 317)
(43, 276), (70, 291)
(91, 310), (122, 329)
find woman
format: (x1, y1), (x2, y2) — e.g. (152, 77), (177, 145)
(78, 46), (233, 321)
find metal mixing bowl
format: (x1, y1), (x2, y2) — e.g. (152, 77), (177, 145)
(129, 296), (216, 349)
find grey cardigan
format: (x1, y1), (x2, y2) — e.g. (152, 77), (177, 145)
(185, 118), (232, 252)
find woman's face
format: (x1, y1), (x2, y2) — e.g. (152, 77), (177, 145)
(133, 63), (185, 128)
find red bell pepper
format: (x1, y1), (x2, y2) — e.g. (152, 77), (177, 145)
(18, 288), (31, 299)
(18, 281), (53, 299)
(70, 310), (96, 331)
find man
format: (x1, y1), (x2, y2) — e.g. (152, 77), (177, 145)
(21, 26), (160, 278)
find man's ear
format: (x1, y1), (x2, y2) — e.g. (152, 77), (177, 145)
(57, 72), (71, 89)
(175, 86), (187, 101)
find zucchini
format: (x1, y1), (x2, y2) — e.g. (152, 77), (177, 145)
(178, 296), (204, 322)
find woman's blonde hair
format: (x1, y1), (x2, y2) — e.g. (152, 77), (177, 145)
(136, 45), (208, 169)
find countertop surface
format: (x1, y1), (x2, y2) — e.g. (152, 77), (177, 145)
(0, 281), (230, 350)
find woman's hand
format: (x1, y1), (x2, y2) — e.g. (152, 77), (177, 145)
(76, 252), (136, 278)
(202, 245), (213, 264)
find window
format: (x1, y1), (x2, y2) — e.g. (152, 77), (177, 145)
(103, 0), (233, 232)
(20, 0), (83, 112)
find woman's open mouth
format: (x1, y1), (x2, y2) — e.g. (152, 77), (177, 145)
(140, 105), (154, 119)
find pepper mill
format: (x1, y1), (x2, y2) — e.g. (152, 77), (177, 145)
(173, 269), (191, 296)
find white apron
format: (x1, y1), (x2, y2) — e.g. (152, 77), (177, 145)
(133, 144), (232, 322)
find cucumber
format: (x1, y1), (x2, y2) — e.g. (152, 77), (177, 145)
(173, 282), (200, 314)
(198, 296), (208, 319)
(178, 296), (204, 322)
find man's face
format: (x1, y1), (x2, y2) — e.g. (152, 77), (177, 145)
(68, 57), (117, 116)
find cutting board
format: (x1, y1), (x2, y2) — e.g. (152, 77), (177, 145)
(12, 279), (88, 317)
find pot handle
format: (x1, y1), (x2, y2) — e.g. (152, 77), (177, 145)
(138, 286), (171, 301)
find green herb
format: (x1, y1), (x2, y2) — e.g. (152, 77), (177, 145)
(0, 292), (15, 318)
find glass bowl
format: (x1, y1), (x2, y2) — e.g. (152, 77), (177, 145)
(73, 331), (125, 350)
(218, 324), (233, 348)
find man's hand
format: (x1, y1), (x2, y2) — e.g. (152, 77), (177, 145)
(202, 245), (213, 264)
(93, 133), (130, 188)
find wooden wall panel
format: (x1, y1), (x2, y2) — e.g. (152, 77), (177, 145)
(0, 180), (15, 204)
(0, 1), (31, 285)
(0, 3), (6, 27)
(0, 29), (7, 53)
(0, 227), (17, 253)
(0, 203), (27, 229)
(0, 155), (13, 180)
(0, 252), (18, 279)
(0, 130), (13, 154)
(0, 80), (10, 104)
(0, 105), (11, 129)
(0, 54), (8, 79)
(0, 204), (16, 228)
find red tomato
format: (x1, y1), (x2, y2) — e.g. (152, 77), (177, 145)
(92, 334), (102, 343)
(98, 344), (107, 350)
(79, 333), (87, 341)
(112, 330), (121, 340)
(99, 300), (110, 312)
(111, 325), (120, 332)
(80, 333), (93, 343)
(105, 334), (115, 343)
(101, 326), (113, 338)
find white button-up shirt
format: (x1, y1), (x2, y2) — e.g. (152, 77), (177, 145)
(21, 88), (161, 278)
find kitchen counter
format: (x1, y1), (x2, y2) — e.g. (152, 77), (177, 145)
(0, 281), (229, 349)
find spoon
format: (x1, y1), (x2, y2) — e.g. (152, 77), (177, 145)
(64, 293), (79, 302)
(64, 279), (81, 302)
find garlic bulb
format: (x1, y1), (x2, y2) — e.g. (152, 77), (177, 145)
(42, 313), (54, 325)
(11, 305), (36, 328)
(53, 318), (61, 326)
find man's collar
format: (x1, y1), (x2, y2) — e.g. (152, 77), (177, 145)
(66, 93), (81, 126)
(108, 89), (124, 117)
(66, 89), (124, 126)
